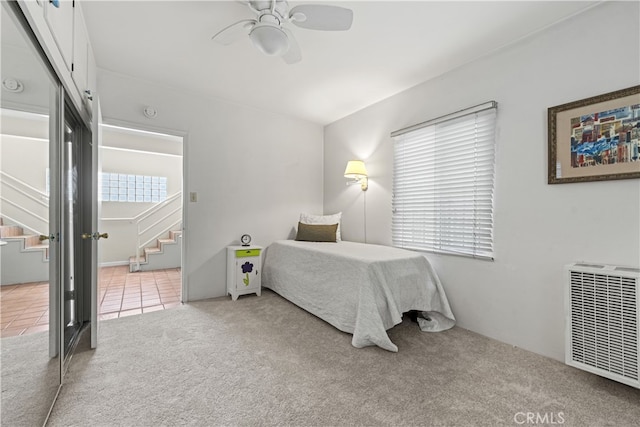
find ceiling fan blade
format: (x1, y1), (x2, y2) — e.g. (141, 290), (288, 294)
(289, 5), (353, 31)
(282, 28), (301, 64)
(212, 19), (256, 45)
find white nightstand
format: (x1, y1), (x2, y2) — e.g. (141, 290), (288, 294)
(226, 245), (262, 301)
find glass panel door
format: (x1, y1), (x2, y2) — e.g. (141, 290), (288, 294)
(60, 101), (95, 365)
(62, 119), (80, 356)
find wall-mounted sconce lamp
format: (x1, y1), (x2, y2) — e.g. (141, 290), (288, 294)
(344, 160), (368, 191)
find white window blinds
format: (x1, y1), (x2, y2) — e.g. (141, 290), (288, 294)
(391, 101), (497, 260)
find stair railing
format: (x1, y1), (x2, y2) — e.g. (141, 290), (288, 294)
(0, 171), (49, 235)
(133, 192), (182, 271)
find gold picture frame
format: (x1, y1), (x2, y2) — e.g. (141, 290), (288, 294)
(548, 85), (640, 184)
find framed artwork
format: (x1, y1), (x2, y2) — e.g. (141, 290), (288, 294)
(548, 85), (640, 184)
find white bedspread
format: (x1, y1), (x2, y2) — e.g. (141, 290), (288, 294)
(262, 240), (455, 352)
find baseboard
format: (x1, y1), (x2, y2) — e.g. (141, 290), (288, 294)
(100, 261), (130, 267)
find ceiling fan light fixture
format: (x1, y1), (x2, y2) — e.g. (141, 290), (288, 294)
(249, 23), (289, 56)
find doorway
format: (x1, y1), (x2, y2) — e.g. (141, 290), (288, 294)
(1, 121), (185, 333)
(97, 124), (184, 318)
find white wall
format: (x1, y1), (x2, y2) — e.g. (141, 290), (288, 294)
(0, 134), (48, 193)
(100, 148), (182, 219)
(97, 70), (324, 300)
(102, 124), (183, 156)
(0, 44), (50, 114)
(99, 146), (183, 264)
(0, 111), (49, 189)
(99, 123), (184, 265)
(0, 112), (50, 235)
(323, 1), (640, 361)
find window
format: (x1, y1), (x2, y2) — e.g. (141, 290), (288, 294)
(100, 173), (167, 203)
(391, 101), (497, 260)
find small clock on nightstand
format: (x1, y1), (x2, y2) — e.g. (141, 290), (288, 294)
(240, 234), (251, 246)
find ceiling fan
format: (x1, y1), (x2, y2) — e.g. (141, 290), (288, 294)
(211, 0), (353, 64)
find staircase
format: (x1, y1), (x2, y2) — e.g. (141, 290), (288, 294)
(0, 218), (49, 260)
(129, 230), (182, 272)
(0, 218), (49, 285)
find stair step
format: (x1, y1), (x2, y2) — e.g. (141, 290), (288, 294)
(2, 234), (48, 249)
(2, 233), (33, 240)
(129, 229), (181, 272)
(0, 232), (50, 260)
(0, 225), (24, 238)
(24, 241), (49, 250)
(0, 219), (50, 261)
(24, 235), (42, 247)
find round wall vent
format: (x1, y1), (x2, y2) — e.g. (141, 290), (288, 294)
(143, 106), (158, 119)
(2, 78), (24, 93)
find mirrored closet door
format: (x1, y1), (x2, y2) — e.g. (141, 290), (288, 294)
(0, 2), (63, 425)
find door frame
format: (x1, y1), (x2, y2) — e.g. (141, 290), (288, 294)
(48, 81), (64, 361)
(96, 117), (188, 303)
(89, 98), (102, 348)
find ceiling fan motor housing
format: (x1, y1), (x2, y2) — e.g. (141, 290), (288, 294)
(250, 21), (290, 56)
(246, 0), (290, 56)
(212, 0), (352, 64)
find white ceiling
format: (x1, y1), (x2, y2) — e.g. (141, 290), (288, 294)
(82, 1), (600, 125)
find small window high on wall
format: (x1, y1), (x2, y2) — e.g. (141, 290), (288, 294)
(100, 173), (167, 203)
(391, 101), (497, 260)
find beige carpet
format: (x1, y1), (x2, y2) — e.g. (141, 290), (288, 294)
(1, 331), (59, 427)
(47, 290), (640, 426)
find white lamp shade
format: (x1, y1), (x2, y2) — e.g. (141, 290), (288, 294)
(344, 160), (368, 179)
(249, 24), (289, 56)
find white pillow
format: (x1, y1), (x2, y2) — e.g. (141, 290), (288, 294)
(300, 212), (342, 242)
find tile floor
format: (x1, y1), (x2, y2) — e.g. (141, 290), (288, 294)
(0, 266), (182, 338)
(0, 281), (49, 338)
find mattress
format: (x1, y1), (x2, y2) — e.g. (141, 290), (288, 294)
(262, 240), (455, 352)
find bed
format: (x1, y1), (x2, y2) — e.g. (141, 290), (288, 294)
(262, 240), (455, 352)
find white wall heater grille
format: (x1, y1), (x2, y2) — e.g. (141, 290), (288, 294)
(565, 263), (639, 389)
